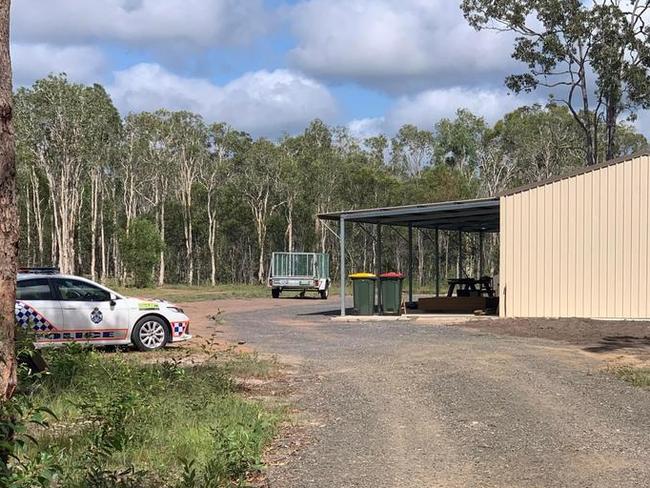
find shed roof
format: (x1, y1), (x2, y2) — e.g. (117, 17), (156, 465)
(500, 147), (650, 197)
(318, 197), (500, 232)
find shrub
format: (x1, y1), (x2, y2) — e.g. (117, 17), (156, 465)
(3, 345), (279, 487)
(120, 218), (164, 288)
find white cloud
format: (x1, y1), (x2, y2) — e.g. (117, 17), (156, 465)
(11, 43), (106, 86)
(386, 87), (524, 130)
(289, 0), (517, 92)
(12, 0), (269, 47)
(108, 63), (338, 136)
(347, 117), (386, 140)
(348, 87), (535, 136)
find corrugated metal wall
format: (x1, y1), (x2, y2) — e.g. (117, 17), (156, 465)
(499, 154), (650, 318)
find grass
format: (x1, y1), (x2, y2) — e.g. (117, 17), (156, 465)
(109, 279), (454, 305)
(610, 366), (650, 388)
(4, 343), (282, 487)
(112, 284), (270, 303)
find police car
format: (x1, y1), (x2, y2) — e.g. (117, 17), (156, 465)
(15, 268), (191, 351)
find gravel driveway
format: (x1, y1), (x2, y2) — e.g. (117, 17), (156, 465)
(199, 298), (650, 488)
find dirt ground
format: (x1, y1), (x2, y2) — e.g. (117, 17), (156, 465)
(178, 297), (650, 488)
(455, 317), (650, 365)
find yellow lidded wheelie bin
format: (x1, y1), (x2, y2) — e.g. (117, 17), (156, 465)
(349, 272), (377, 315)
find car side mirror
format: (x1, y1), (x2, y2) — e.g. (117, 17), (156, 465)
(109, 293), (117, 306)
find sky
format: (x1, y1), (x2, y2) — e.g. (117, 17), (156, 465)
(10, 0), (650, 139)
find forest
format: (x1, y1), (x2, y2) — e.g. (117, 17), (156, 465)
(14, 75), (648, 288)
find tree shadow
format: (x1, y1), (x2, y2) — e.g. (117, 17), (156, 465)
(583, 335), (650, 354)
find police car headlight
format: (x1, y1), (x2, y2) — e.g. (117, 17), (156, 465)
(166, 306), (185, 314)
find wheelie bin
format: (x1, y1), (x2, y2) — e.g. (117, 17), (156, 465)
(349, 272), (377, 315)
(379, 272), (404, 315)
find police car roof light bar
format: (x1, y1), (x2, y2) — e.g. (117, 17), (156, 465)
(18, 267), (61, 275)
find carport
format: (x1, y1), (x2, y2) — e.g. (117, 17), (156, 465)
(318, 197), (500, 316)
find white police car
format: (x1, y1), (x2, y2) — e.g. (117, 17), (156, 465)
(15, 268), (191, 351)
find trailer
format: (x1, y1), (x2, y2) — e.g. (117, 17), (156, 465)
(269, 252), (330, 299)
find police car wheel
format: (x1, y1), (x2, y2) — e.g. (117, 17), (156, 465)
(132, 316), (169, 351)
(320, 288), (329, 299)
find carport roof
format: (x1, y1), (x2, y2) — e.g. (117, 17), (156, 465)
(318, 197), (500, 232)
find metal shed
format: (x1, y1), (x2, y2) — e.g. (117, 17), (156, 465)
(319, 197), (500, 316)
(499, 149), (650, 319)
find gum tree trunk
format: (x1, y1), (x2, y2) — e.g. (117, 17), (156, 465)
(0, 0), (17, 401)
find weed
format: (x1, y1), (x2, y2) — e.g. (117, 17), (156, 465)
(4, 343), (280, 487)
(610, 366), (650, 388)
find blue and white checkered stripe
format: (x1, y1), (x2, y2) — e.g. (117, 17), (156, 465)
(173, 322), (187, 336)
(15, 302), (55, 332)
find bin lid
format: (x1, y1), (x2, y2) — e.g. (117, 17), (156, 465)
(349, 272), (377, 279)
(379, 272), (404, 279)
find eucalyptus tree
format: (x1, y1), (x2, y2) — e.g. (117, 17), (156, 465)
(433, 109), (487, 173)
(493, 104), (585, 185)
(169, 111), (208, 284)
(0, 0), (16, 400)
(86, 85), (120, 281)
(462, 0), (650, 165)
(117, 111), (174, 283)
(296, 120), (339, 253)
(237, 138), (285, 283)
(201, 123), (249, 285)
(390, 124), (435, 177)
(14, 75), (118, 274)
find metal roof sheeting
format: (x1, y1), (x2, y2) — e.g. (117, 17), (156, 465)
(317, 197), (500, 232)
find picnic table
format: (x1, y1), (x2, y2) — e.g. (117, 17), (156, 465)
(447, 277), (495, 297)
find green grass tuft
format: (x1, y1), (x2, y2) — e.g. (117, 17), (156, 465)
(609, 366), (650, 388)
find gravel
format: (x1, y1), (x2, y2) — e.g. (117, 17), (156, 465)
(217, 298), (650, 488)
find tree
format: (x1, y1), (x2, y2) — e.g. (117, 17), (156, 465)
(14, 75), (119, 274)
(0, 0), (17, 400)
(86, 85), (120, 281)
(237, 139), (284, 283)
(462, 0), (650, 165)
(120, 218), (164, 288)
(433, 109), (487, 173)
(169, 112), (207, 285)
(200, 123), (246, 285)
(493, 104), (585, 185)
(390, 124), (435, 177)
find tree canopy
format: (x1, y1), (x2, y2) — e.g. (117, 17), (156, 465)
(461, 0), (650, 165)
(14, 75), (648, 288)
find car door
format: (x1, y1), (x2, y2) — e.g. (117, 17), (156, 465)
(15, 278), (63, 343)
(52, 277), (131, 342)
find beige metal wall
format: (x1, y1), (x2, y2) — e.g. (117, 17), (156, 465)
(499, 154), (650, 318)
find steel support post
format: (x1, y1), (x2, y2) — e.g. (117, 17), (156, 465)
(435, 228), (440, 297)
(479, 230), (484, 277)
(339, 217), (346, 316)
(458, 230), (464, 278)
(408, 224), (413, 305)
(377, 224), (382, 313)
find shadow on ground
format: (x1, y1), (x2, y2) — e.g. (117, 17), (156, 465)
(583, 335), (650, 354)
(298, 307), (355, 316)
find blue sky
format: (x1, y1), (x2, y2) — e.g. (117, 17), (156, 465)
(10, 0), (650, 139)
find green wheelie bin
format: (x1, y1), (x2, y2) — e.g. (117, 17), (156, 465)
(379, 272), (404, 315)
(349, 272), (377, 315)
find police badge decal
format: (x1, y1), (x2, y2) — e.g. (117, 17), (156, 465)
(90, 307), (103, 324)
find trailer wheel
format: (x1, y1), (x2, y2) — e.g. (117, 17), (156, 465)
(272, 288), (281, 299)
(320, 288), (329, 300)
